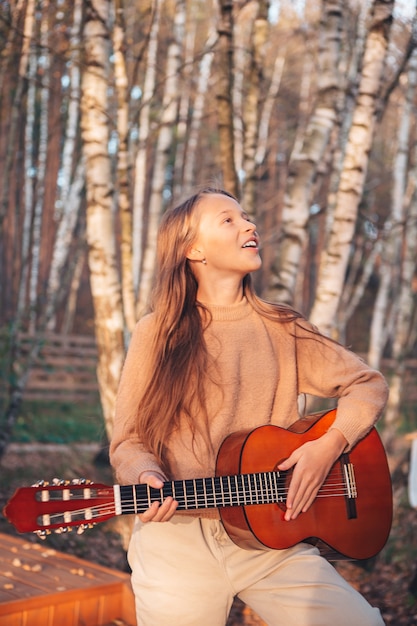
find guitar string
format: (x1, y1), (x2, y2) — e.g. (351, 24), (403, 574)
(40, 484), (352, 527)
(37, 474), (353, 526)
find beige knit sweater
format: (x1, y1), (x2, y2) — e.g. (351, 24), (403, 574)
(110, 299), (388, 502)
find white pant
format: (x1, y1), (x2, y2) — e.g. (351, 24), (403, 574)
(128, 515), (384, 626)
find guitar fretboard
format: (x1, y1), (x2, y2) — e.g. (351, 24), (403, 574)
(116, 472), (286, 515)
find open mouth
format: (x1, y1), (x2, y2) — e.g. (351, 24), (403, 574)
(242, 240), (258, 249)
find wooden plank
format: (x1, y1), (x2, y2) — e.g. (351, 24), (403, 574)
(26, 373), (98, 390)
(18, 332), (98, 350)
(0, 533), (136, 625)
(15, 333), (100, 402)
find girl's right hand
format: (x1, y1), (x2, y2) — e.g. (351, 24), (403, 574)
(138, 471), (178, 523)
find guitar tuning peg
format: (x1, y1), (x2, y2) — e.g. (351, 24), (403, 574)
(72, 478), (90, 485)
(32, 480), (49, 487)
(77, 524), (88, 534)
(35, 530), (47, 540)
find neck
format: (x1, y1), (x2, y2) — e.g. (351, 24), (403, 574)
(196, 279), (245, 306)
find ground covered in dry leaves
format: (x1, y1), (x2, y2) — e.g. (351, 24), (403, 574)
(0, 442), (416, 625)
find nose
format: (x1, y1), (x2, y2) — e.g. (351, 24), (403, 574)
(243, 217), (257, 231)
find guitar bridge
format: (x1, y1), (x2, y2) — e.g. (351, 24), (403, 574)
(341, 453), (357, 519)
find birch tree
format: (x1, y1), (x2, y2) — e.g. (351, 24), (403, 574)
(173, 5), (198, 196)
(46, 0), (84, 331)
(55, 0), (83, 217)
(378, 48), (417, 443)
(113, 0), (136, 334)
(368, 33), (417, 369)
(131, 0), (161, 295)
(80, 0), (125, 439)
(0, 0), (38, 458)
(182, 27), (218, 191)
(216, 0), (239, 196)
(267, 0), (344, 306)
(136, 0), (185, 315)
(240, 0), (270, 215)
(28, 0), (50, 333)
(0, 0), (35, 231)
(233, 1), (258, 178)
(310, 0), (395, 336)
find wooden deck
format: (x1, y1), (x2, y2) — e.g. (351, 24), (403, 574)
(0, 533), (136, 626)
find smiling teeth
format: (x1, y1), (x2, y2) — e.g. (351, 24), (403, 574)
(243, 241), (257, 248)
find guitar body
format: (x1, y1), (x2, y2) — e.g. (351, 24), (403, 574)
(216, 409), (393, 559)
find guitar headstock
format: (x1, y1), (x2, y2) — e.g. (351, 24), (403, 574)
(3, 478), (115, 537)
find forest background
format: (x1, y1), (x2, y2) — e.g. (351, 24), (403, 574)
(0, 0), (417, 623)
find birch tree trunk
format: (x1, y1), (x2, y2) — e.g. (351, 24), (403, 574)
(232, 1), (258, 178)
(136, 0), (184, 315)
(310, 0), (394, 336)
(216, 0), (239, 196)
(132, 0), (162, 295)
(0, 0), (26, 101)
(173, 7), (197, 196)
(0, 0), (35, 231)
(380, 49), (417, 443)
(368, 51), (417, 369)
(28, 0), (50, 333)
(383, 187), (417, 446)
(241, 0), (269, 215)
(183, 28), (217, 191)
(81, 0), (125, 440)
(113, 0), (136, 334)
(19, 45), (36, 321)
(267, 0), (344, 305)
(324, 0), (370, 237)
(56, 0), (83, 218)
(255, 44), (287, 167)
(0, 0), (38, 459)
(46, 0), (83, 331)
(45, 160), (85, 327)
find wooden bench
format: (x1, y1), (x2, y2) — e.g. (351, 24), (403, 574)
(0, 533), (136, 625)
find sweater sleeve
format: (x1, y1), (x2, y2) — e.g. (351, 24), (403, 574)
(109, 315), (166, 485)
(294, 319), (389, 447)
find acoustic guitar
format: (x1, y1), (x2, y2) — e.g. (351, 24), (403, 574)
(3, 409), (393, 560)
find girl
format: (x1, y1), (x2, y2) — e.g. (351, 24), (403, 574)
(110, 188), (388, 626)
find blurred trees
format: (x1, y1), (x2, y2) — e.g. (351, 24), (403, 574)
(0, 0), (417, 452)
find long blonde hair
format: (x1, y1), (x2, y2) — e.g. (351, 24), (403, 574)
(134, 188), (303, 471)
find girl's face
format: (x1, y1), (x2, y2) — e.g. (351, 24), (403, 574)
(188, 194), (262, 278)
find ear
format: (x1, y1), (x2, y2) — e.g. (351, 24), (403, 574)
(186, 247), (205, 262)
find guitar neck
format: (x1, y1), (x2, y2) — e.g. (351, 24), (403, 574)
(115, 472), (286, 515)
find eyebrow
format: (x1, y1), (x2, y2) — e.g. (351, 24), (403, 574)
(216, 209), (249, 219)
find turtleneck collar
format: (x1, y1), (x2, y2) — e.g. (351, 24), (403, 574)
(197, 297), (252, 321)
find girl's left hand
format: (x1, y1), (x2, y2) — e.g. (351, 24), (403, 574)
(277, 429), (347, 521)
